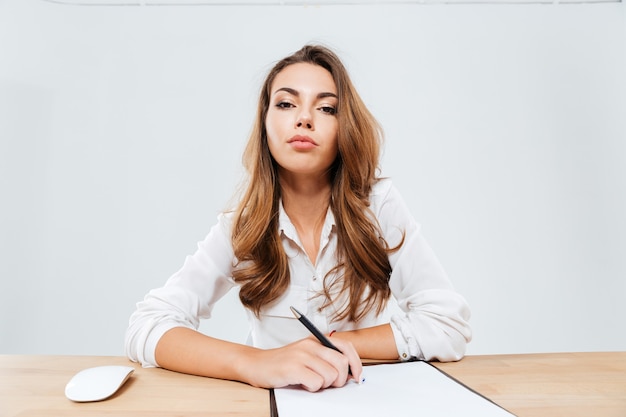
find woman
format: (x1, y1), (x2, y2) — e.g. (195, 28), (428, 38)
(125, 44), (471, 392)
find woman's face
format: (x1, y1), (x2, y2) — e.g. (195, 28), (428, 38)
(265, 63), (339, 180)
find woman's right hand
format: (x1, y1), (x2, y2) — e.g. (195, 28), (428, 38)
(238, 337), (363, 392)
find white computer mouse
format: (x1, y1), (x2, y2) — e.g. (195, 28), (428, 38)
(65, 365), (134, 402)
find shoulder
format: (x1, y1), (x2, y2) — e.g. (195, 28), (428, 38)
(218, 210), (236, 227)
(199, 210), (236, 246)
(369, 178), (400, 212)
(371, 177), (394, 195)
(369, 178), (421, 233)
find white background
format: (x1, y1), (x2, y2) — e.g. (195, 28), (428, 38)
(1, 0), (624, 356)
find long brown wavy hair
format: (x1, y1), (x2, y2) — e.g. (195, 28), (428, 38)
(232, 45), (402, 322)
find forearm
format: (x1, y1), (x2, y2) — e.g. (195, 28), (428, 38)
(333, 324), (399, 361)
(155, 326), (363, 391)
(155, 327), (256, 383)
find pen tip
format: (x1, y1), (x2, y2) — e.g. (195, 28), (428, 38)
(289, 306), (301, 318)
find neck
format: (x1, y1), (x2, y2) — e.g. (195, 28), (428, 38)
(278, 170), (332, 264)
(278, 170), (332, 216)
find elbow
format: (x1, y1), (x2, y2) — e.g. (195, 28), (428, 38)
(124, 320), (146, 366)
(427, 330), (470, 362)
(391, 310), (472, 363)
(423, 317), (472, 362)
(124, 313), (163, 368)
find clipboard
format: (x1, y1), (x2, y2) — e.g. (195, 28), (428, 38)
(270, 361), (516, 417)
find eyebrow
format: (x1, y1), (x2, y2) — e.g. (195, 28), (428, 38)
(274, 87), (337, 100)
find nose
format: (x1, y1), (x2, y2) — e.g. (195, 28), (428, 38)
(295, 111), (314, 130)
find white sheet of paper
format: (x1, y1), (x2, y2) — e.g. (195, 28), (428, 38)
(274, 361), (515, 417)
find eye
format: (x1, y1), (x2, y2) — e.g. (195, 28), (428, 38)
(276, 101), (295, 109)
(319, 106), (336, 115)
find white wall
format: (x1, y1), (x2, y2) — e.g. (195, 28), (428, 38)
(1, 0), (624, 356)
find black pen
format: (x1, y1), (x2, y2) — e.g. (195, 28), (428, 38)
(290, 306), (359, 379)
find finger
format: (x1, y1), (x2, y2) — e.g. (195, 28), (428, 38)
(284, 340), (342, 390)
(287, 354), (339, 391)
(310, 345), (349, 388)
(297, 367), (326, 392)
(325, 337), (363, 385)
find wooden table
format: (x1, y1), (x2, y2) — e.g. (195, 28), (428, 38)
(1, 352), (625, 416)
(0, 355), (269, 416)
(433, 351), (626, 417)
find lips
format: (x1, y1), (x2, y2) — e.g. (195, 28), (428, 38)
(287, 135), (318, 146)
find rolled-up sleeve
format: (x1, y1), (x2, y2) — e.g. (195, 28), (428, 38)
(374, 181), (472, 362)
(389, 288), (471, 361)
(125, 214), (236, 367)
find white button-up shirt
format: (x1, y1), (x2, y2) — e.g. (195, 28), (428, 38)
(125, 179), (472, 367)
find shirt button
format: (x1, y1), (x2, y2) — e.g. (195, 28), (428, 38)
(312, 275), (317, 281)
(402, 353), (408, 359)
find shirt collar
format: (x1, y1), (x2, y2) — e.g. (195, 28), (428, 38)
(278, 200), (336, 243)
